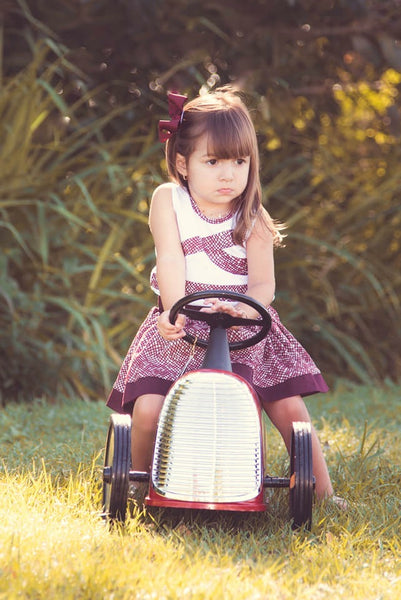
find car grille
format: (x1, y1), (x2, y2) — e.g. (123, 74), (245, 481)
(152, 371), (263, 502)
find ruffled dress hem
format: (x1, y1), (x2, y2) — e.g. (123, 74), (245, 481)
(106, 369), (328, 416)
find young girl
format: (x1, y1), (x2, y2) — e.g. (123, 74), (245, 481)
(107, 87), (342, 505)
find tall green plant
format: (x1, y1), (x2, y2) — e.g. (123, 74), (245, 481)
(0, 41), (159, 401)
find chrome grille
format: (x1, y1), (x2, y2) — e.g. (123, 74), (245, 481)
(152, 371), (263, 502)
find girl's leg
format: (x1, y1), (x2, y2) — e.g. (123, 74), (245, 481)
(131, 394), (165, 472)
(262, 395), (334, 500)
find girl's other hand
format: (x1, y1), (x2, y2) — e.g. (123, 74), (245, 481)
(201, 298), (248, 319)
(157, 310), (186, 340)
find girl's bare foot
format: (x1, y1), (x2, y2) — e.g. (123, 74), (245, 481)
(326, 494), (348, 511)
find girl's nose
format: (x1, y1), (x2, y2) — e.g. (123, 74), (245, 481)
(219, 162), (234, 180)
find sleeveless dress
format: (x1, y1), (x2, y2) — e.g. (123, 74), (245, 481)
(107, 184), (328, 415)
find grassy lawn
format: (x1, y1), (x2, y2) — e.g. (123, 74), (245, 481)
(1, 382), (401, 599)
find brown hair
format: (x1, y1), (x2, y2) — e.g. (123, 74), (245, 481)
(165, 87), (284, 246)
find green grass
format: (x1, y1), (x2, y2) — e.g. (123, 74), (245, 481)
(1, 384), (401, 599)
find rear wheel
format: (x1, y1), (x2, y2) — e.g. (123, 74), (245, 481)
(289, 421), (313, 530)
(102, 413), (131, 523)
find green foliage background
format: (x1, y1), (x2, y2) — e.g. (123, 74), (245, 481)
(1, 0), (400, 401)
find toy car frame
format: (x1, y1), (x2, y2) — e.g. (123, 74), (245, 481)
(102, 291), (314, 529)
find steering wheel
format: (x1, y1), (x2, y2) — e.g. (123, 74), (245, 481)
(169, 290), (271, 350)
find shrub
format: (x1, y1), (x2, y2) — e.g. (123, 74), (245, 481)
(0, 42), (157, 401)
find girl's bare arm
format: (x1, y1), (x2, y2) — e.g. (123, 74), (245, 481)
(243, 210), (276, 314)
(149, 184), (186, 339)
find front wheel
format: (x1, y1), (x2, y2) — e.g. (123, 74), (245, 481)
(102, 413), (131, 523)
(289, 421), (313, 530)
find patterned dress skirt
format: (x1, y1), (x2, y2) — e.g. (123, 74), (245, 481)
(106, 298), (328, 415)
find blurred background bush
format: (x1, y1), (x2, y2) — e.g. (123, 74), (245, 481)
(1, 0), (400, 402)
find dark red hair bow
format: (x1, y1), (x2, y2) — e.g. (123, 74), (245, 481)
(158, 92), (187, 142)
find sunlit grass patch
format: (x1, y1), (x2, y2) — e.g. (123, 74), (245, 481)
(1, 387), (401, 599)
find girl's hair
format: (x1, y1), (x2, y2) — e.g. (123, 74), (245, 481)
(165, 86), (284, 246)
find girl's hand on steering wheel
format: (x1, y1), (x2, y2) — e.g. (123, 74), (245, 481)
(201, 298), (248, 319)
(158, 310), (186, 340)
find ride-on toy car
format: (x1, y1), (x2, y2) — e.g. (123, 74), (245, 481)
(102, 291), (314, 529)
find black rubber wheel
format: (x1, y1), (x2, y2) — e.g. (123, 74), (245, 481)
(289, 421), (313, 530)
(102, 413), (131, 523)
(169, 290), (271, 350)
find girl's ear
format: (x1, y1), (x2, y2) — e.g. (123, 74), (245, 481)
(176, 153), (187, 178)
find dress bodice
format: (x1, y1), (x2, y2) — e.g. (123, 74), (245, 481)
(150, 184), (248, 296)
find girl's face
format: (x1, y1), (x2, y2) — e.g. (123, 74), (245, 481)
(176, 134), (250, 212)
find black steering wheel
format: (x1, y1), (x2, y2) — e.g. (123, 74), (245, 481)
(169, 290), (271, 350)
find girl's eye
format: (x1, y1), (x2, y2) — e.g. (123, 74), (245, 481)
(205, 157), (249, 166)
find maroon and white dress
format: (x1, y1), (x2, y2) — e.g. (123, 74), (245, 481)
(107, 184), (328, 415)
